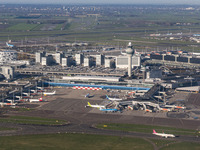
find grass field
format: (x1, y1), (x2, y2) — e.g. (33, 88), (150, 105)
(0, 133), (199, 150)
(96, 123), (196, 136)
(7, 23), (40, 31)
(0, 127), (16, 131)
(0, 116), (67, 125)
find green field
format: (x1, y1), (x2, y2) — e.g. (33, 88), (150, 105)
(96, 123), (196, 136)
(0, 133), (199, 150)
(0, 116), (67, 125)
(7, 23), (40, 31)
(0, 127), (16, 131)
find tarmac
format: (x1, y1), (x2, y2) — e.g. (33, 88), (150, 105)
(0, 87), (200, 142)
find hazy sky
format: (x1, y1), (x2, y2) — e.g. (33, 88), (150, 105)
(0, 0), (200, 5)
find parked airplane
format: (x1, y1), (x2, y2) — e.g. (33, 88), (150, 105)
(164, 105), (186, 109)
(22, 92), (30, 96)
(6, 42), (14, 48)
(85, 102), (106, 109)
(152, 129), (175, 138)
(106, 95), (122, 101)
(16, 96), (31, 99)
(159, 107), (172, 112)
(99, 107), (121, 113)
(29, 97), (43, 103)
(43, 91), (56, 96)
(0, 100), (16, 106)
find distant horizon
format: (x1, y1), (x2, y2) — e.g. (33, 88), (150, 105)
(0, 3), (200, 6)
(0, 0), (200, 6)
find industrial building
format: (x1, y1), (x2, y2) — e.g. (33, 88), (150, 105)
(0, 50), (17, 64)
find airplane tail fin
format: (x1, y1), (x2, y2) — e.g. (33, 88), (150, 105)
(88, 102), (92, 107)
(153, 129), (157, 134)
(106, 95), (109, 100)
(39, 97), (43, 101)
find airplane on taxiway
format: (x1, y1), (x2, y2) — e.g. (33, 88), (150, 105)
(29, 97), (44, 103)
(43, 91), (56, 96)
(99, 107), (122, 113)
(152, 129), (175, 138)
(85, 102), (106, 109)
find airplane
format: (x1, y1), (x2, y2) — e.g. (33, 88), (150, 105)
(152, 129), (175, 138)
(29, 97), (43, 103)
(163, 105), (186, 109)
(6, 42), (14, 48)
(99, 107), (122, 113)
(22, 92), (30, 96)
(145, 109), (152, 113)
(43, 91), (56, 96)
(106, 95), (122, 101)
(85, 93), (90, 98)
(85, 102), (106, 109)
(15, 96), (31, 99)
(0, 100), (17, 106)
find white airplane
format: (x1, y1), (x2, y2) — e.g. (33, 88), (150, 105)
(29, 97), (43, 103)
(22, 92), (30, 96)
(152, 129), (175, 138)
(85, 102), (106, 109)
(43, 91), (56, 96)
(106, 95), (122, 101)
(6, 42), (14, 48)
(0, 101), (16, 106)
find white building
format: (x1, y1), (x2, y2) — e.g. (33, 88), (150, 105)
(0, 66), (15, 79)
(96, 54), (105, 66)
(105, 58), (115, 68)
(84, 57), (93, 67)
(116, 56), (141, 69)
(52, 52), (64, 64)
(62, 57), (72, 67)
(35, 52), (45, 63)
(75, 53), (84, 65)
(0, 50), (17, 64)
(41, 55), (53, 66)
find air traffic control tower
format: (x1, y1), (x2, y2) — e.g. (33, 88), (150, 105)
(126, 42), (135, 78)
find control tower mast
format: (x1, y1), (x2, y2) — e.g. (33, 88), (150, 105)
(126, 42), (135, 78)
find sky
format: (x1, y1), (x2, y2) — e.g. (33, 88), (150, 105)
(0, 0), (200, 5)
